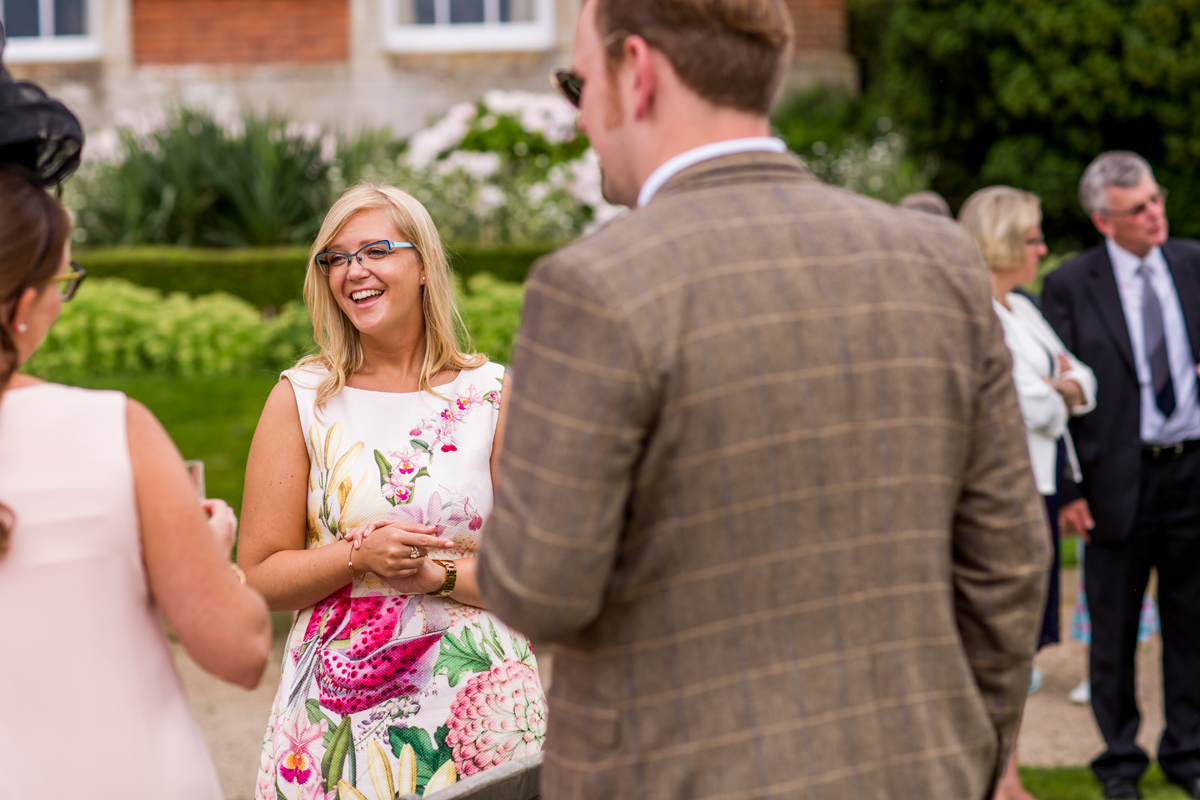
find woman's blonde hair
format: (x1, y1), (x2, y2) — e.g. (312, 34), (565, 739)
(298, 184), (485, 409)
(958, 186), (1042, 272)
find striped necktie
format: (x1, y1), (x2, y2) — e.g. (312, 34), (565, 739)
(1138, 262), (1176, 417)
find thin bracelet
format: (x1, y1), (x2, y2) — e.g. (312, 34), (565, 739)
(230, 563), (247, 585)
(348, 541), (357, 578)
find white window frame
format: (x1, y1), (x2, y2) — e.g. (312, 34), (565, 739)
(1, 0), (101, 63)
(384, 0), (555, 53)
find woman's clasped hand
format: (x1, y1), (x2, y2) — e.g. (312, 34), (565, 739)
(345, 518), (453, 585)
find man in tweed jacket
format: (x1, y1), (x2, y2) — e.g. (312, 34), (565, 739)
(479, 1), (1051, 798)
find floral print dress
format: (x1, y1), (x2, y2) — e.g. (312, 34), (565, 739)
(256, 362), (545, 800)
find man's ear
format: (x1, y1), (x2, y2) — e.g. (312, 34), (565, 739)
(624, 35), (657, 120)
(1092, 211), (1115, 239)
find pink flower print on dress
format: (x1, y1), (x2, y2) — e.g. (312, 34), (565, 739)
(455, 385), (484, 412)
(387, 478), (414, 504)
(409, 427), (422, 436)
(444, 660), (546, 777)
(389, 448), (420, 476)
(277, 709), (326, 793)
(299, 594), (442, 716)
(464, 499), (483, 531)
(388, 490), (471, 539)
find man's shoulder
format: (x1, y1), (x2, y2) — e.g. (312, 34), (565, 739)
(1046, 244), (1107, 289)
(1164, 236), (1200, 265)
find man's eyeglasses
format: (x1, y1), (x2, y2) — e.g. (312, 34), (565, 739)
(53, 263), (86, 301)
(1103, 189), (1168, 218)
(1024, 235), (1046, 246)
(549, 29), (632, 110)
(314, 240), (415, 275)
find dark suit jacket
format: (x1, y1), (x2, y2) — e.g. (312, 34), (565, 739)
(479, 152), (1051, 800)
(1042, 238), (1200, 543)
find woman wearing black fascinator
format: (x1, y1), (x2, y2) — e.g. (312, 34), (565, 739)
(0, 21), (272, 798)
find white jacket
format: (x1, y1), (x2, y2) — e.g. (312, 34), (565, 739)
(994, 293), (1097, 495)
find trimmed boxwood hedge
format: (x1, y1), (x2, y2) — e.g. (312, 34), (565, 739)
(75, 243), (555, 309)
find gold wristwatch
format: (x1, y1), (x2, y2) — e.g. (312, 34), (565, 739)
(427, 559), (457, 597)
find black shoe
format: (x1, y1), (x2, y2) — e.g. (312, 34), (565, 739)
(1167, 774), (1200, 799)
(1101, 776), (1141, 799)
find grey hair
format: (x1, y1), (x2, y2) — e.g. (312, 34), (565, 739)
(1079, 151), (1155, 217)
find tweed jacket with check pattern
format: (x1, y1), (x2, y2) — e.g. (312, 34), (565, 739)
(479, 151), (1051, 800)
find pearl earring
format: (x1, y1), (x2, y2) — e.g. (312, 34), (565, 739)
(16, 323), (27, 333)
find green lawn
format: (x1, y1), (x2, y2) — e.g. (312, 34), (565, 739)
(68, 372), (280, 514)
(1021, 764), (1190, 799)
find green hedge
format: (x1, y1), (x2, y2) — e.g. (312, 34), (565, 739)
(74, 244), (553, 309)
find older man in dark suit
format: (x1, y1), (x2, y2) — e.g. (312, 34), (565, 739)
(478, 2), (1051, 798)
(1043, 152), (1200, 800)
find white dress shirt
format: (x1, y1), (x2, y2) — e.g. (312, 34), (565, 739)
(1106, 238), (1200, 444)
(636, 137), (789, 208)
(994, 293), (1097, 495)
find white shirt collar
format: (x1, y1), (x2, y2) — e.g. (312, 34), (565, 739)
(1106, 237), (1166, 281)
(636, 137), (789, 208)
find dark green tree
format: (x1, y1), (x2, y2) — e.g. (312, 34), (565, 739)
(878, 0), (1200, 249)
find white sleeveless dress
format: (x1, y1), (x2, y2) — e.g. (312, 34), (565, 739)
(255, 361), (545, 800)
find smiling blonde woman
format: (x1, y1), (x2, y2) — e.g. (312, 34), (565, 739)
(239, 184), (545, 800)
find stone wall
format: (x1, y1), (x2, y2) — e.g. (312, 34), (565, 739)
(6, 0), (855, 136)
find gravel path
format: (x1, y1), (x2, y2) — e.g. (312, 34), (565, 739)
(174, 567), (1164, 798)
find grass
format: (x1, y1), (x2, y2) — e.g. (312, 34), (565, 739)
(1021, 764), (1191, 799)
(66, 372), (280, 515)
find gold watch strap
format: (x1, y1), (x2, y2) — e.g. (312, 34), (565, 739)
(428, 559), (457, 597)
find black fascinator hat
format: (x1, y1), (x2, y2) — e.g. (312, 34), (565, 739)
(0, 19), (84, 188)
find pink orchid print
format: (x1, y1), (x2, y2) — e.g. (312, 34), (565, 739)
(388, 490), (472, 538)
(389, 448), (421, 476)
(454, 385), (484, 412)
(276, 709), (326, 793)
(288, 591), (449, 717)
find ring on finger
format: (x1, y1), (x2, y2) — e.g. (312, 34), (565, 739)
(409, 547), (422, 559)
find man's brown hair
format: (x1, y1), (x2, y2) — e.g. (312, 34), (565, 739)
(594, 0), (794, 115)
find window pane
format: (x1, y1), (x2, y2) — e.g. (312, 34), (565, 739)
(54, 0), (85, 35)
(3, 0), (41, 37)
(412, 0), (435, 24)
(449, 0), (484, 23)
(504, 0), (535, 22)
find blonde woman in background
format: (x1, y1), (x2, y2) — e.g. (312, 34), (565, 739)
(239, 185), (546, 800)
(960, 186), (1097, 800)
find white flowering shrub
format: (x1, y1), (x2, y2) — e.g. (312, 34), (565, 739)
(341, 90), (623, 244)
(72, 95), (620, 247)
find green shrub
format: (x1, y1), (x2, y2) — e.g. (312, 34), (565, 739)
(771, 86), (936, 203)
(457, 272), (526, 365)
(74, 244), (554, 309)
(24, 273), (526, 380)
(25, 279), (316, 381)
(73, 110), (339, 247)
(874, 0), (1200, 249)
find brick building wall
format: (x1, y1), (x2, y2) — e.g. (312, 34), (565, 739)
(786, 0), (847, 54)
(133, 0), (349, 65)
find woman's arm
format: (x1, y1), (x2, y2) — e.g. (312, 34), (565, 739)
(238, 379), (453, 611)
(127, 399), (271, 690)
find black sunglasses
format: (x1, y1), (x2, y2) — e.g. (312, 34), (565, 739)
(550, 69), (584, 109)
(549, 30), (632, 110)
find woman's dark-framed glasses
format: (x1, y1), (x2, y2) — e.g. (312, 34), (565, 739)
(550, 69), (584, 109)
(52, 262), (86, 301)
(314, 240), (415, 275)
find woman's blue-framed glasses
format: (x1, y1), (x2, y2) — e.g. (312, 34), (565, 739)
(314, 240), (414, 275)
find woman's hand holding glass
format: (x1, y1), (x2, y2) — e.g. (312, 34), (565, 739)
(345, 520), (453, 583)
(202, 498), (239, 556)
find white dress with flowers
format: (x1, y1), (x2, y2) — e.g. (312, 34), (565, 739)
(255, 361), (545, 800)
